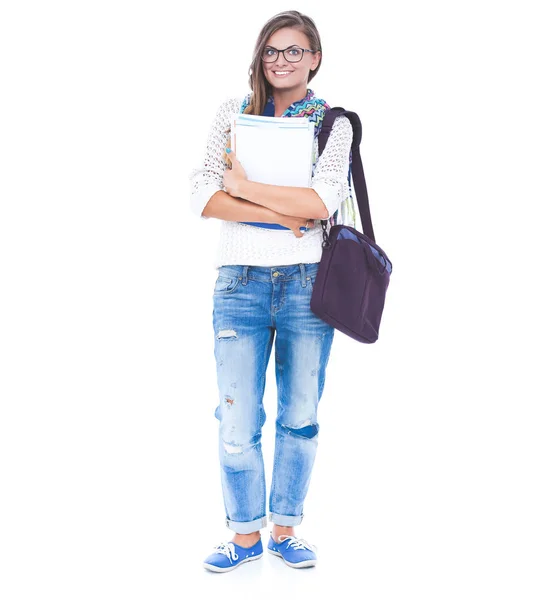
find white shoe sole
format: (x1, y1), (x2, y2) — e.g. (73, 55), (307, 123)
(267, 548), (317, 568)
(203, 552), (263, 572)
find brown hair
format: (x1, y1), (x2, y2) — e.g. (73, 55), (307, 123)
(224, 10), (322, 164)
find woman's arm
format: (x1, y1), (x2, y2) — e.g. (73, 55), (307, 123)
(237, 182), (328, 219)
(202, 189), (290, 223)
(202, 190), (313, 237)
(189, 97), (241, 220)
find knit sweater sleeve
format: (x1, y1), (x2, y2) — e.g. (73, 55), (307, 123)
(310, 115), (353, 218)
(188, 97), (242, 220)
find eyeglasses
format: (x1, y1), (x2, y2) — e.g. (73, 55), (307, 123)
(261, 45), (317, 63)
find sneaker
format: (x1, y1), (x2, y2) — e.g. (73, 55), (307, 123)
(267, 533), (317, 568)
(203, 538), (263, 572)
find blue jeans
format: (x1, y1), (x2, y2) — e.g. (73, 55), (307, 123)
(212, 262), (335, 534)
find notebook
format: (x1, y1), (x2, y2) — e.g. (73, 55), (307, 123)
(230, 113), (316, 230)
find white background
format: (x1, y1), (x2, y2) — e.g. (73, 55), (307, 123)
(1, 1), (545, 598)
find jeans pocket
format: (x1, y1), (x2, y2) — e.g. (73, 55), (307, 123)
(213, 274), (241, 295)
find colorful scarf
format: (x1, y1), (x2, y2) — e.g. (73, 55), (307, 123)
(239, 88), (356, 228)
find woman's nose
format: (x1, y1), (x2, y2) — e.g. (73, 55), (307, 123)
(275, 56), (289, 68)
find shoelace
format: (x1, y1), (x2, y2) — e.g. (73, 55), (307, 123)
(213, 541), (239, 564)
(277, 535), (318, 552)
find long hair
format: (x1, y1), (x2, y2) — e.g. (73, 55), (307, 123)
(224, 11), (322, 163)
(244, 10), (323, 116)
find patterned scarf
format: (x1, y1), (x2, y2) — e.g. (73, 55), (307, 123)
(239, 88), (356, 228)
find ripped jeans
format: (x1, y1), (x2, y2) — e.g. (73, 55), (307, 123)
(212, 262), (335, 534)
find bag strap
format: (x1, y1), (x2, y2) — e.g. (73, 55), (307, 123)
(318, 107), (375, 242)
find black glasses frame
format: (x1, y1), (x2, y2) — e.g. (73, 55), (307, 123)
(261, 45), (317, 63)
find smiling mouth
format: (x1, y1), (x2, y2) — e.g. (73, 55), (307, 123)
(272, 71), (293, 77)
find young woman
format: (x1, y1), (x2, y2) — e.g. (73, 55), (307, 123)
(189, 10), (354, 572)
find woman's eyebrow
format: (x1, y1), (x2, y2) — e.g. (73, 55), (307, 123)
(265, 44), (299, 49)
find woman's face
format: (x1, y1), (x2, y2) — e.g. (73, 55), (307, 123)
(262, 27), (321, 92)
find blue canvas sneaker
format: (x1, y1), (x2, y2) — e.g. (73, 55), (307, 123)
(267, 534), (317, 568)
(203, 538), (263, 572)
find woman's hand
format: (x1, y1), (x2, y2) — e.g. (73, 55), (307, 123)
(223, 148), (248, 198)
(278, 215), (316, 238)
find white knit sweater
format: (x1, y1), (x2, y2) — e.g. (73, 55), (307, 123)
(189, 96), (353, 269)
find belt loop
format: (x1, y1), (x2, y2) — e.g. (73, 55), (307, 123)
(242, 266), (248, 285)
(299, 263), (306, 287)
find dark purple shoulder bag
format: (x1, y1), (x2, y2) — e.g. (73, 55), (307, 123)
(310, 107), (393, 343)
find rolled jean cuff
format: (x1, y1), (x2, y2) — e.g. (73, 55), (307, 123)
(225, 515), (268, 533)
(269, 512), (304, 526)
